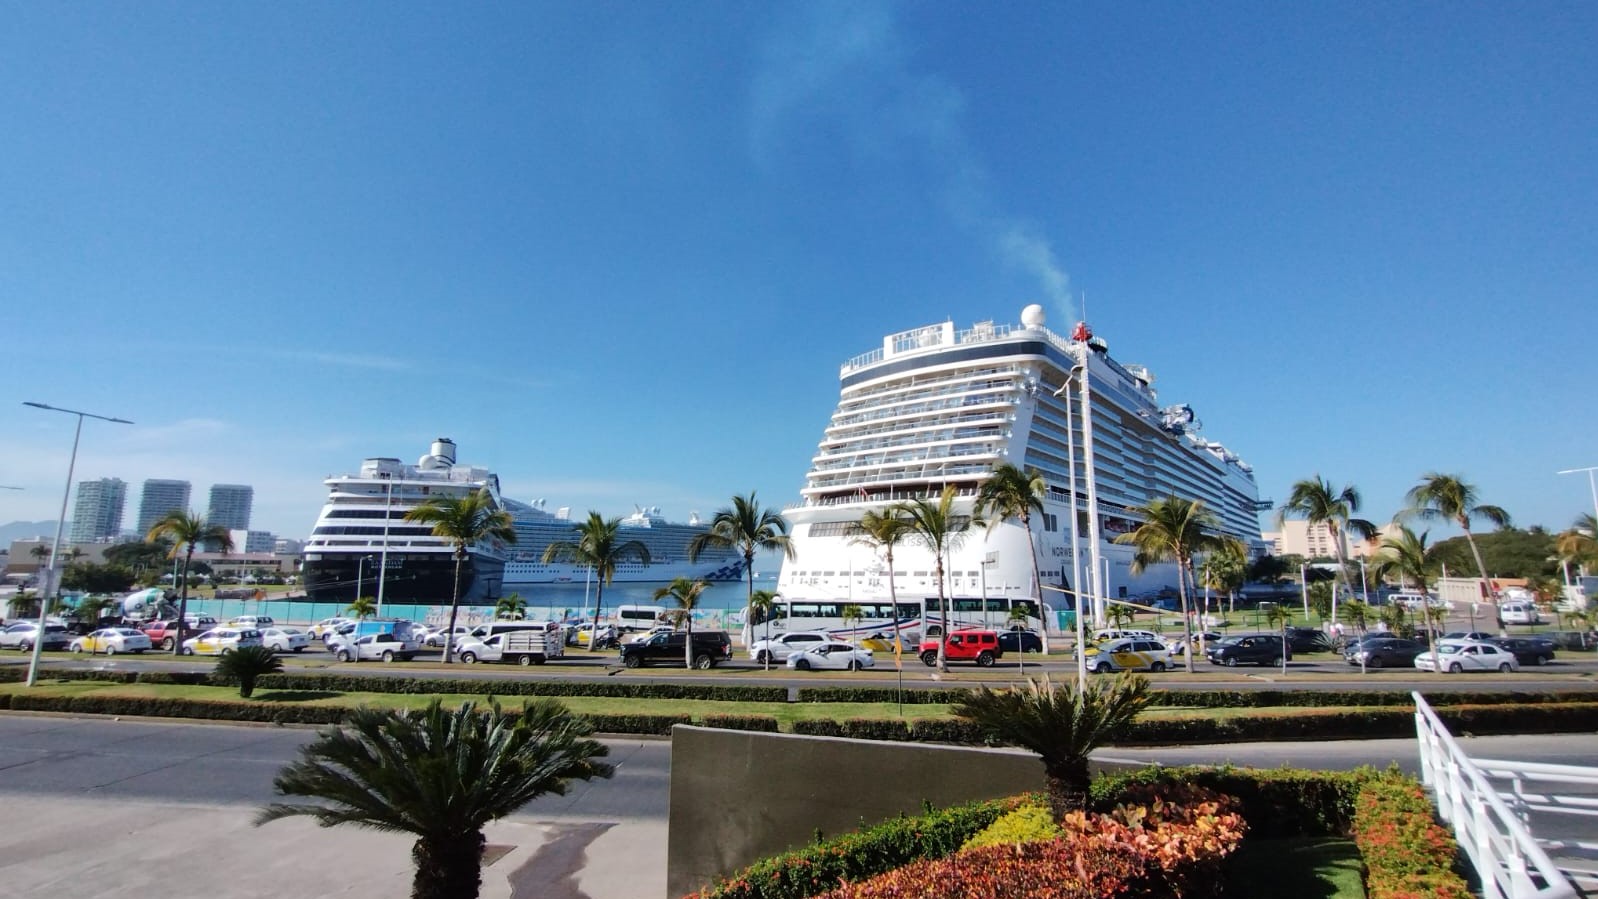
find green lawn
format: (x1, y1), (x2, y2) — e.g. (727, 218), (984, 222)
(1224, 836), (1364, 898)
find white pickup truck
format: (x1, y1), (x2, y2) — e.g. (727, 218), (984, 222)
(456, 626), (565, 666)
(327, 631), (421, 663)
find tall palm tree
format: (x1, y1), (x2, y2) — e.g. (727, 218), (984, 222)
(1114, 495), (1224, 673)
(543, 512), (649, 651)
(895, 486), (968, 672)
(748, 589), (778, 671)
(346, 596), (377, 620)
(1369, 525), (1442, 673)
(688, 492), (795, 622)
(1199, 538), (1248, 616)
(147, 510), (234, 656)
(973, 464), (1047, 601)
(404, 488), (516, 663)
(258, 699), (613, 899)
(841, 603), (864, 639)
(1277, 477), (1377, 620)
(494, 593), (527, 621)
(1403, 473), (1511, 592)
(1555, 514), (1597, 576)
(952, 673), (1150, 820)
(654, 576), (708, 668)
(852, 508), (911, 643)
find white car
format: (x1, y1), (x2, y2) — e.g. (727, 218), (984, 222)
(786, 641), (875, 671)
(749, 631), (831, 664)
(1414, 640), (1520, 674)
(229, 615), (276, 630)
(260, 626), (310, 653)
(310, 617), (353, 640)
(1081, 637), (1172, 673)
(181, 628), (265, 656)
(1090, 629), (1161, 645)
(328, 632), (420, 662)
(70, 627), (153, 655)
(0, 622), (71, 652)
(425, 625), (473, 648)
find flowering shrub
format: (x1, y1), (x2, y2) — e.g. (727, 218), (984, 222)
(961, 803), (1061, 851)
(815, 839), (1141, 899)
(1351, 779), (1472, 899)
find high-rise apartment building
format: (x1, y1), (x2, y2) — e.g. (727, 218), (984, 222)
(207, 484), (254, 531)
(68, 477), (126, 543)
(136, 479), (192, 534)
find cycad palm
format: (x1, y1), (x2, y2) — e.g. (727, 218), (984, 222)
(1277, 477), (1376, 619)
(257, 699), (613, 899)
(688, 492), (795, 620)
(952, 673), (1149, 820)
(543, 512), (649, 650)
(1114, 496), (1223, 672)
(974, 464), (1047, 600)
(654, 576), (708, 668)
(1403, 473), (1510, 590)
(147, 510), (234, 655)
(896, 486), (968, 671)
(403, 488), (516, 663)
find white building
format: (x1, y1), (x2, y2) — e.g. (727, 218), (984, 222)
(69, 477), (126, 543)
(136, 479), (192, 534)
(207, 484), (254, 531)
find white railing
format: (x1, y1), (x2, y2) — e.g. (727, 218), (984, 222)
(1413, 692), (1579, 899)
(1474, 757), (1598, 889)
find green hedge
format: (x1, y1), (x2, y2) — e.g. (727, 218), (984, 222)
(1093, 765), (1370, 838)
(701, 714), (782, 733)
(252, 672), (790, 702)
(795, 685), (1598, 708)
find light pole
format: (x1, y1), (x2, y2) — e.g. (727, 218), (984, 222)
(356, 555), (373, 608)
(1557, 467), (1598, 531)
(22, 401), (133, 687)
(376, 474), (394, 618)
(1053, 362), (1088, 690)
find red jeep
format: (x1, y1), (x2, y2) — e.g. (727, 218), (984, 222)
(918, 629), (1003, 667)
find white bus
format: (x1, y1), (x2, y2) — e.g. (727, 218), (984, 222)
(741, 596), (1053, 648)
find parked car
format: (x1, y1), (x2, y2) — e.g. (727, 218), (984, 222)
(425, 625), (474, 648)
(1090, 628), (1160, 645)
(309, 617), (352, 640)
(1082, 637), (1171, 673)
(0, 621), (71, 652)
(328, 632), (421, 663)
(786, 641), (875, 671)
(260, 626), (311, 653)
(181, 628), (264, 656)
(918, 629), (1004, 667)
(1205, 634), (1290, 667)
(139, 620), (188, 651)
(1490, 637), (1556, 666)
(748, 631), (831, 664)
(997, 629), (1043, 654)
(1443, 631), (1498, 643)
(617, 631), (733, 669)
(1284, 627), (1334, 654)
(455, 626), (564, 665)
(1497, 601), (1543, 626)
(1414, 640), (1519, 673)
(229, 615), (276, 630)
(70, 627), (152, 655)
(1343, 637), (1427, 669)
(567, 623), (619, 649)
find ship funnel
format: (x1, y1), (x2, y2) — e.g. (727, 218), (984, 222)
(431, 438), (457, 463)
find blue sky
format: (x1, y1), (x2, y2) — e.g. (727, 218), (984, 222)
(2, 2), (1594, 541)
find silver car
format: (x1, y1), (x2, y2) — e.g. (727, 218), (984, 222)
(0, 622), (71, 652)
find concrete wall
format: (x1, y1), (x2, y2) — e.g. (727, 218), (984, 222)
(667, 725), (1044, 898)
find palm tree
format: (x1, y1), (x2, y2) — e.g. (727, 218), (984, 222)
(895, 486), (969, 672)
(7, 588), (37, 619)
(147, 511), (234, 656)
(688, 492), (795, 622)
(1114, 496), (1223, 673)
(404, 488), (516, 663)
(494, 593), (528, 621)
(749, 589), (778, 671)
(841, 603), (864, 640)
(1199, 539), (1248, 616)
(346, 596), (377, 620)
(258, 699), (613, 899)
(543, 512), (649, 651)
(1555, 514), (1597, 575)
(852, 508), (911, 644)
(654, 577), (709, 668)
(974, 464), (1047, 601)
(1277, 477), (1377, 621)
(1370, 525), (1442, 672)
(1403, 473), (1511, 593)
(952, 673), (1150, 820)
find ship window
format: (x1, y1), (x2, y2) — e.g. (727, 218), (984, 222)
(913, 571), (928, 577)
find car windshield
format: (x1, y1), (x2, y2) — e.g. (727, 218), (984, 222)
(1436, 643), (1465, 654)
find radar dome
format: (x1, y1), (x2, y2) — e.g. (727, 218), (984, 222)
(1020, 304), (1046, 328)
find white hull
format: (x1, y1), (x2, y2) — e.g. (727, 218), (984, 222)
(503, 557), (745, 584)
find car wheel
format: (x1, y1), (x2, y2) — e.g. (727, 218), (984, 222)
(1150, 661), (1166, 672)
(518, 654), (534, 667)
(293, 647), (303, 653)
(794, 658), (811, 671)
(1499, 662), (1513, 673)
(693, 654), (713, 670)
(920, 651), (938, 667)
(1094, 661), (1113, 674)
(105, 645), (117, 656)
(623, 654), (642, 669)
(976, 651), (995, 667)
(182, 647), (194, 656)
(848, 659), (860, 671)
(220, 647), (233, 656)
(161, 637), (175, 651)
(336, 651), (351, 663)
(756, 650), (771, 665)
(459, 652), (476, 664)
(1368, 656), (1383, 669)
(1534, 654), (1548, 666)
(1448, 662), (1463, 673)
(72, 644), (84, 654)
(1225, 657), (1238, 667)
(381, 650), (395, 663)
(1269, 655), (1282, 667)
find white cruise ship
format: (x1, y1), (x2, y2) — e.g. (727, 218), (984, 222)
(501, 502), (745, 584)
(775, 304), (1263, 619)
(302, 438), (511, 604)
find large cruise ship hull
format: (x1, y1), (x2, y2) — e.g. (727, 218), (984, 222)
(302, 551), (506, 604)
(503, 558), (745, 584)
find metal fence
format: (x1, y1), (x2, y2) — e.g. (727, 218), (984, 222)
(1413, 691), (1581, 899)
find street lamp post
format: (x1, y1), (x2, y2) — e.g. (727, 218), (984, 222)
(376, 474), (394, 618)
(356, 555), (372, 607)
(1557, 467), (1598, 531)
(22, 401), (133, 687)
(1054, 363), (1088, 691)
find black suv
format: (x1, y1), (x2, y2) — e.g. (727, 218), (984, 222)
(618, 631), (733, 669)
(1205, 634), (1291, 667)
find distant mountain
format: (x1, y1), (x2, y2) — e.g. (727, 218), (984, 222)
(0, 521), (60, 544)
